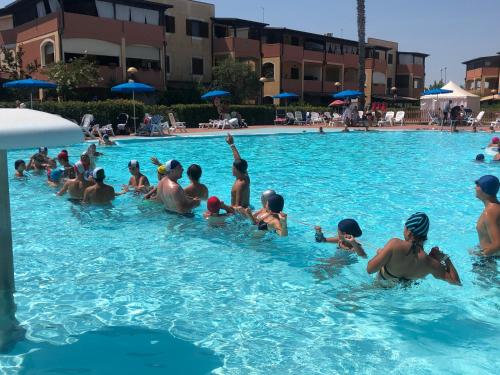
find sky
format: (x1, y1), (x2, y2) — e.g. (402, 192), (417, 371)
(1, 0), (498, 86)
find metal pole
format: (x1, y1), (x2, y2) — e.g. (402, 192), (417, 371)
(0, 150), (15, 293)
(133, 90), (136, 134)
(30, 91), (33, 109)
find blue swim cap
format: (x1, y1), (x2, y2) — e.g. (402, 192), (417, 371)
(50, 169), (63, 181)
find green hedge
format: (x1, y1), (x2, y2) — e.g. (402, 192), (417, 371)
(0, 100), (334, 127)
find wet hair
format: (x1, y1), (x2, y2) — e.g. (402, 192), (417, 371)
(267, 194), (284, 213)
(187, 164), (202, 181)
(14, 160), (25, 169)
(233, 159), (248, 174)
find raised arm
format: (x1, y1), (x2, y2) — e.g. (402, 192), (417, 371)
(315, 226), (340, 243)
(220, 201), (235, 214)
(226, 133), (242, 160)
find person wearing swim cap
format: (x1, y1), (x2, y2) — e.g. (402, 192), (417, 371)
(184, 164), (209, 200)
(57, 151), (75, 179)
(203, 196), (235, 225)
(487, 137), (500, 148)
(157, 159), (201, 214)
(47, 168), (64, 187)
(99, 133), (117, 146)
(314, 219), (367, 258)
(243, 194), (288, 236)
(247, 189), (276, 221)
(57, 161), (93, 200)
(494, 147), (500, 162)
(226, 133), (250, 208)
(83, 168), (115, 204)
(27, 147), (54, 172)
(475, 175), (500, 256)
(14, 160), (26, 178)
(119, 160), (150, 194)
(367, 212), (461, 285)
(144, 165), (168, 201)
(475, 154), (485, 163)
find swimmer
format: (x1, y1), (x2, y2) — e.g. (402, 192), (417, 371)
(475, 175), (500, 256)
(475, 154), (485, 163)
(243, 194), (288, 236)
(99, 134), (117, 146)
(82, 168), (115, 205)
(494, 147), (500, 162)
(487, 136), (500, 148)
(367, 212), (461, 285)
(57, 151), (75, 179)
(251, 189), (276, 221)
(315, 219), (367, 258)
(226, 133), (250, 208)
(27, 147), (53, 171)
(203, 196), (235, 225)
(157, 159), (200, 214)
(80, 152), (93, 174)
(144, 165), (167, 201)
(184, 164), (209, 200)
(57, 161), (93, 200)
(46, 168), (64, 188)
(319, 126), (325, 134)
(119, 160), (150, 194)
(341, 124), (350, 133)
(85, 145), (101, 170)
(14, 160), (26, 178)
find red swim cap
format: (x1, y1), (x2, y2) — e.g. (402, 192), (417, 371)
(207, 196), (221, 214)
(58, 152), (68, 161)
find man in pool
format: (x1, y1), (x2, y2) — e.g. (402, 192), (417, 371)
(226, 133), (250, 208)
(157, 159), (200, 214)
(315, 219), (367, 258)
(57, 161), (92, 200)
(475, 175), (500, 256)
(119, 160), (150, 194)
(83, 168), (115, 205)
(14, 160), (26, 178)
(184, 164), (209, 200)
(367, 212), (461, 285)
(99, 134), (117, 146)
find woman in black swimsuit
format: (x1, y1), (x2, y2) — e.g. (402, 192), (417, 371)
(367, 212), (461, 285)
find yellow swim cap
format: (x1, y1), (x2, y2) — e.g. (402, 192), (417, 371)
(157, 165), (167, 175)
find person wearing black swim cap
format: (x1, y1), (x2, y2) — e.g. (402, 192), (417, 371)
(226, 133), (250, 208)
(367, 212), (461, 285)
(314, 219), (367, 258)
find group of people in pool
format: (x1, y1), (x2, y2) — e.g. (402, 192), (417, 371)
(13, 133), (500, 286)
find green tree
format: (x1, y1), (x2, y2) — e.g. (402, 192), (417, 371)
(210, 59), (260, 104)
(426, 79), (444, 90)
(44, 56), (101, 100)
(357, 0), (366, 109)
(0, 44), (39, 79)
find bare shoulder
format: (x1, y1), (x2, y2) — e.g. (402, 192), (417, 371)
(486, 203), (500, 216)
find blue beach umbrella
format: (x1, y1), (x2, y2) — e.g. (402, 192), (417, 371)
(272, 92), (299, 112)
(111, 82), (155, 133)
(332, 90), (363, 100)
(422, 88), (453, 96)
(3, 78), (57, 108)
(201, 90), (231, 100)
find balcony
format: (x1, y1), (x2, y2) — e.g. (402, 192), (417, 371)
(326, 53), (343, 64)
(282, 79), (302, 94)
(282, 44), (303, 62)
(303, 49), (323, 62)
(397, 64), (424, 77)
(214, 37), (260, 59)
(366, 58), (387, 73)
(0, 12), (59, 45)
(303, 80), (322, 92)
(262, 43), (280, 58)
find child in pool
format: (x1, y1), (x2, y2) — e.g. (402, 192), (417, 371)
(315, 219), (367, 258)
(204, 196), (234, 225)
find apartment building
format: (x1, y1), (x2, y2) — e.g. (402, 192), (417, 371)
(156, 0), (214, 89)
(463, 53), (500, 97)
(212, 22), (428, 105)
(0, 0), (170, 89)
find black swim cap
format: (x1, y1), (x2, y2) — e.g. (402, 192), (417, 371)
(268, 194), (284, 213)
(187, 164), (202, 180)
(14, 160), (25, 169)
(338, 219), (362, 237)
(233, 159), (248, 174)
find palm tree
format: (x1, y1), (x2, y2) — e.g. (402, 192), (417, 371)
(357, 0), (366, 109)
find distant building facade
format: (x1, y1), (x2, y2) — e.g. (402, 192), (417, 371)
(463, 53), (500, 97)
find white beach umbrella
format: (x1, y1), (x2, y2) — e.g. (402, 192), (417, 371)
(0, 109), (83, 293)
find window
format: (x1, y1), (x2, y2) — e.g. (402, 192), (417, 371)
(187, 20), (209, 38)
(413, 79), (419, 89)
(214, 25), (228, 38)
(36, 1), (46, 18)
(42, 42), (55, 66)
(96, 1), (114, 19)
(290, 67), (299, 80)
(63, 0), (98, 17)
(262, 62), (275, 79)
(166, 55), (170, 74)
(387, 53), (393, 64)
(398, 54), (413, 65)
(165, 15), (175, 33)
(192, 58), (204, 75)
(126, 57), (160, 71)
(65, 53), (119, 66)
(414, 56), (424, 65)
(395, 75), (409, 88)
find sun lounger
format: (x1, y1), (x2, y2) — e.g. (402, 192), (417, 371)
(393, 111), (405, 126)
(116, 113), (129, 134)
(168, 113), (188, 133)
(328, 113), (342, 127)
(294, 111), (306, 125)
(311, 112), (323, 125)
(80, 114), (99, 139)
(467, 111), (484, 127)
(377, 111), (395, 127)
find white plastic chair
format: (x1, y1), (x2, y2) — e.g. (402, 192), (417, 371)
(311, 112), (323, 125)
(294, 111), (306, 125)
(328, 113), (342, 127)
(377, 111), (395, 127)
(116, 113), (129, 134)
(428, 112), (441, 126)
(81, 114), (98, 139)
(149, 115), (168, 136)
(394, 111), (405, 126)
(168, 113), (187, 133)
(467, 111), (484, 127)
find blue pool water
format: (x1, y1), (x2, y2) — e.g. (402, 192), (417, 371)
(1, 131), (499, 374)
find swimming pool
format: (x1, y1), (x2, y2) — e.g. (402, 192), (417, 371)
(2, 131), (499, 374)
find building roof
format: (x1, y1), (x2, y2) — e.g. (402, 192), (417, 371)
(263, 27), (358, 45)
(398, 51), (429, 57)
(367, 44), (391, 51)
(462, 54), (500, 64)
(212, 17), (268, 28)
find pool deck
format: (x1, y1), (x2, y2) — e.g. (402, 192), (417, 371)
(99, 124), (497, 141)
